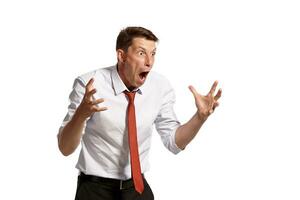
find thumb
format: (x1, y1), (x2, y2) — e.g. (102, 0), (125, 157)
(188, 85), (198, 99)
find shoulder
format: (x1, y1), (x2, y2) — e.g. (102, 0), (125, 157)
(148, 70), (173, 89)
(76, 65), (114, 84)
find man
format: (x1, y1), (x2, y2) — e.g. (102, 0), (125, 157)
(58, 26), (221, 200)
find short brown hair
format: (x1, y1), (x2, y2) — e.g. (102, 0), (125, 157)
(116, 26), (158, 51)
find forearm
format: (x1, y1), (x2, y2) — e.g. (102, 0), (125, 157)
(175, 112), (208, 150)
(58, 110), (86, 156)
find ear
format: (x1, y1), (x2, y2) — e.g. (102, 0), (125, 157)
(117, 49), (126, 63)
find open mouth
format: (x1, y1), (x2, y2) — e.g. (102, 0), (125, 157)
(139, 71), (149, 80)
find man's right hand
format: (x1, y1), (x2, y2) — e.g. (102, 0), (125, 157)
(76, 78), (108, 121)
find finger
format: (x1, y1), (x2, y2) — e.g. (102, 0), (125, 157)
(210, 102), (219, 114)
(214, 89), (222, 101)
(213, 102), (219, 110)
(86, 88), (97, 100)
(208, 81), (218, 96)
(85, 78), (95, 91)
(92, 106), (108, 112)
(84, 89), (97, 104)
(188, 85), (198, 99)
(92, 98), (105, 105)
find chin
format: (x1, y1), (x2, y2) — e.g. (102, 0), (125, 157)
(136, 80), (146, 88)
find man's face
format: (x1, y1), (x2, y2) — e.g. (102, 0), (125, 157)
(118, 37), (156, 90)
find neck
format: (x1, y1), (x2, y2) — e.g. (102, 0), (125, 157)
(117, 63), (135, 91)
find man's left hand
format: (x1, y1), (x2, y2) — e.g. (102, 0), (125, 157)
(189, 81), (222, 119)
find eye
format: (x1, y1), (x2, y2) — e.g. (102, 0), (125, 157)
(151, 52), (156, 56)
(138, 51), (145, 56)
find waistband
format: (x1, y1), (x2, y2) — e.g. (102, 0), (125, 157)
(79, 172), (144, 190)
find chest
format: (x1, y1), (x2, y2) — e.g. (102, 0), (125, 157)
(88, 91), (161, 134)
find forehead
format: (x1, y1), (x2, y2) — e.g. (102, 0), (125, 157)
(130, 37), (156, 51)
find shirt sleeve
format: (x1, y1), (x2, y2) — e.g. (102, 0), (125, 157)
(154, 82), (182, 154)
(58, 77), (86, 135)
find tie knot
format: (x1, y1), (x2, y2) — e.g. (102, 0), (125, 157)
(124, 91), (136, 102)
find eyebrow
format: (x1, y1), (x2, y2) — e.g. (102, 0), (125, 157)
(137, 46), (157, 52)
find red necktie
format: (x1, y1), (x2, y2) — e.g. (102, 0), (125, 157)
(124, 91), (144, 194)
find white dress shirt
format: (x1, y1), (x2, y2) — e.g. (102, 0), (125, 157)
(59, 65), (182, 180)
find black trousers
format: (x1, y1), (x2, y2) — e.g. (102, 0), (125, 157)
(75, 173), (154, 200)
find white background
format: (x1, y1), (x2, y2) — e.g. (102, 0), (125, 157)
(1, 0), (300, 199)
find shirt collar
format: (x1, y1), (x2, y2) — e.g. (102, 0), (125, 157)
(111, 64), (143, 95)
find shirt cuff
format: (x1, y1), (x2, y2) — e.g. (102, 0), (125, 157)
(170, 128), (183, 154)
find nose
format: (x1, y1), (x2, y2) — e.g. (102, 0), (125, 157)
(145, 54), (154, 68)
